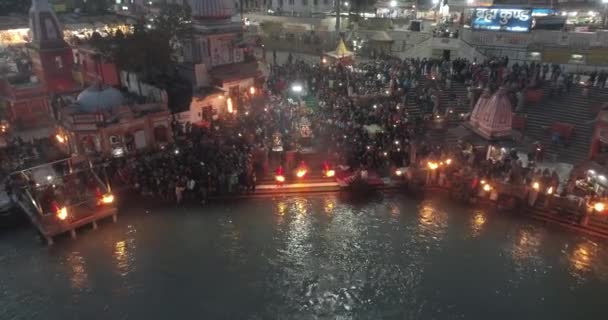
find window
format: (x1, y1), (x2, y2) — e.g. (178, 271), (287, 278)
(54, 56), (63, 69)
(109, 135), (121, 145)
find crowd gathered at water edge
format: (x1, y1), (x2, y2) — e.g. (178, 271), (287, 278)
(3, 54), (608, 226)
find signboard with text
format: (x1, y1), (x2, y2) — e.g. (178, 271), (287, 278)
(472, 8), (532, 33)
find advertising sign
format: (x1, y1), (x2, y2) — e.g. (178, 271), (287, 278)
(472, 8), (532, 32)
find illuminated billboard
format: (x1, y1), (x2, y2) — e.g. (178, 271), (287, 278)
(472, 8), (533, 32)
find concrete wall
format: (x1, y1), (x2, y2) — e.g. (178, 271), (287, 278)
(461, 28), (608, 72)
(461, 29), (608, 50)
(396, 37), (487, 61)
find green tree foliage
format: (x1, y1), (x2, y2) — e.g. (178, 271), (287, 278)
(90, 4), (193, 113)
(80, 0), (112, 15)
(92, 4), (191, 77)
(154, 3), (192, 41)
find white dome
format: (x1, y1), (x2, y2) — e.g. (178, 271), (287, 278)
(76, 86), (124, 112)
(188, 0), (234, 19)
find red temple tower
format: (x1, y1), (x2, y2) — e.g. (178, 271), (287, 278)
(27, 0), (74, 93)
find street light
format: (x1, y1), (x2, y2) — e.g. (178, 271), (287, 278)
(291, 84), (303, 93)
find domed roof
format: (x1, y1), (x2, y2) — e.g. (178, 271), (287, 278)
(76, 85), (124, 113)
(189, 0), (234, 19)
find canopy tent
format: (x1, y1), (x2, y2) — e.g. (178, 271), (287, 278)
(324, 39), (355, 64)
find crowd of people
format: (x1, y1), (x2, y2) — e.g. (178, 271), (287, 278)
(3, 52), (601, 207)
(103, 52), (582, 205)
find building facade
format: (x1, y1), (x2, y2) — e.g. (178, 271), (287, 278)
(269, 0), (334, 15)
(170, 0), (262, 124)
(54, 85), (173, 157)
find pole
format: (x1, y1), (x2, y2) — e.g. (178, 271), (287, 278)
(336, 0), (341, 32)
(240, 0), (244, 20)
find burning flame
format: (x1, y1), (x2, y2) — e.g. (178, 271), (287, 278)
(445, 158), (452, 165)
(57, 206), (68, 221)
(275, 175), (285, 183)
(547, 187), (554, 195)
(55, 134), (65, 143)
(296, 169), (307, 178)
(227, 98), (234, 113)
(532, 182), (540, 191)
(102, 194), (114, 204)
(325, 170), (335, 178)
(594, 202), (605, 212)
(427, 162), (439, 170)
(483, 184), (492, 192)
(395, 169), (403, 176)
(249, 87), (256, 95)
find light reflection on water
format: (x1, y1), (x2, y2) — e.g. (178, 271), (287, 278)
(1, 194), (608, 319)
(66, 251), (89, 290)
(470, 210), (486, 237)
(417, 201), (448, 244)
(562, 239), (608, 283)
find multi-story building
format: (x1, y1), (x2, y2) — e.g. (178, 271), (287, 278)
(269, 0), (335, 15)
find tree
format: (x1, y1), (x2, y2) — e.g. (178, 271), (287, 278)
(154, 3), (192, 53)
(80, 0), (112, 15)
(90, 3), (193, 113)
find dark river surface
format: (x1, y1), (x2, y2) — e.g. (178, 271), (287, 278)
(1, 193), (608, 319)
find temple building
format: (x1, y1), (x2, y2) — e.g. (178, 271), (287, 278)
(169, 0), (262, 124)
(27, 0), (76, 93)
(468, 87), (513, 140)
(0, 0), (78, 129)
(53, 84), (173, 157)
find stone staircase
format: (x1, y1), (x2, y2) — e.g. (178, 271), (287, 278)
(404, 78), (470, 120)
(519, 86), (608, 165)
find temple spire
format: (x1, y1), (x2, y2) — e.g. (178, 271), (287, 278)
(29, 0), (65, 46)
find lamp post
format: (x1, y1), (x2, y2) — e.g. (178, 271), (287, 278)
(335, 0), (341, 32)
(603, 0), (608, 29)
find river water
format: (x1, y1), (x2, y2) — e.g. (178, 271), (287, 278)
(1, 193), (607, 319)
